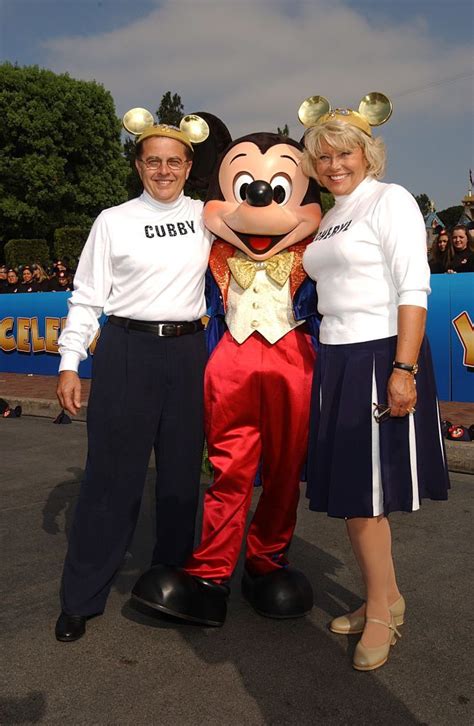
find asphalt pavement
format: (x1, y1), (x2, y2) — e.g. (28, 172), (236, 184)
(1, 416), (473, 726)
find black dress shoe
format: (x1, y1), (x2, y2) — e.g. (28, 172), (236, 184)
(55, 612), (87, 642)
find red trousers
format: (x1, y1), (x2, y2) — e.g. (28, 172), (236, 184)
(185, 328), (316, 581)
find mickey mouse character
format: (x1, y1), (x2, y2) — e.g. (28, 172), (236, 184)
(133, 125), (322, 626)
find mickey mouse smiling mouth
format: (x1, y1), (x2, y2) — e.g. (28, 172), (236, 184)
(224, 225), (291, 255)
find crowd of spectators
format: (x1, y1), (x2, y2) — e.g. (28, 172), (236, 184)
(0, 260), (75, 294)
(428, 224), (474, 274)
(0, 227), (472, 295)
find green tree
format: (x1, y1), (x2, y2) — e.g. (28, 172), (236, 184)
(157, 91), (184, 126)
(437, 206), (464, 229)
(0, 63), (128, 247)
(414, 193), (432, 218)
(277, 124), (289, 136)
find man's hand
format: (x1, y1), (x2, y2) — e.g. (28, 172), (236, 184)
(57, 370), (82, 416)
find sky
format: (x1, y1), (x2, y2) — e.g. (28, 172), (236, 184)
(1, 0), (473, 211)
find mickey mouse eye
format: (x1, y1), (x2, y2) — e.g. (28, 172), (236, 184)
(233, 173), (254, 202)
(270, 175), (292, 205)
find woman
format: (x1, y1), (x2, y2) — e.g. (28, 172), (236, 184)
(32, 263), (50, 291)
(18, 266), (39, 293)
(302, 109), (449, 671)
(446, 225), (474, 272)
(429, 229), (452, 273)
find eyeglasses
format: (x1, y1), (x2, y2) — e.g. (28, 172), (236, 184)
(372, 403), (391, 424)
(138, 157), (189, 171)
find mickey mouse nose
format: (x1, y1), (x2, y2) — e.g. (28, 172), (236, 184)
(246, 180), (273, 207)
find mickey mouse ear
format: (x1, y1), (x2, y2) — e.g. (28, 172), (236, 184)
(179, 114), (209, 144)
(122, 108), (155, 136)
(358, 92), (393, 127)
(298, 96), (331, 127)
(185, 112), (232, 193)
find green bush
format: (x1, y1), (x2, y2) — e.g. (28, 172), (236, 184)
(4, 238), (50, 268)
(321, 192), (335, 215)
(53, 226), (90, 268)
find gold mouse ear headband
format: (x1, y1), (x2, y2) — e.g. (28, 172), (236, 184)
(298, 92), (393, 136)
(122, 107), (210, 148)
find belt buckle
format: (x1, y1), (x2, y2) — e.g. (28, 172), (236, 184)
(159, 323), (178, 337)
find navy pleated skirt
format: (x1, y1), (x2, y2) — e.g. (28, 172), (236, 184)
(306, 336), (450, 518)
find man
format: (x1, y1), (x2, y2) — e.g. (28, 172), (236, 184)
(1, 268), (20, 293)
(55, 124), (212, 642)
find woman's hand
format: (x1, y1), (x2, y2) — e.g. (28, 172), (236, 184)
(388, 304), (425, 417)
(387, 369), (417, 417)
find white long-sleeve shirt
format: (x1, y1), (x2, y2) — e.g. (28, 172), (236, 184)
(58, 191), (212, 372)
(303, 177), (430, 345)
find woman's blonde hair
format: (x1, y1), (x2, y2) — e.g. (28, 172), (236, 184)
(301, 120), (386, 184)
(32, 263), (49, 283)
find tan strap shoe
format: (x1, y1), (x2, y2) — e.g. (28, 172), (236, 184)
(329, 595), (405, 635)
(352, 616), (402, 671)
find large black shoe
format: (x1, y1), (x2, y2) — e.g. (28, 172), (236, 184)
(132, 564), (229, 627)
(242, 567), (314, 619)
(55, 612), (87, 642)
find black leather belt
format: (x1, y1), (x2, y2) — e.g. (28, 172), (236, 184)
(108, 315), (204, 337)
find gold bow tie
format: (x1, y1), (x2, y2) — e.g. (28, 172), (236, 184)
(227, 251), (294, 290)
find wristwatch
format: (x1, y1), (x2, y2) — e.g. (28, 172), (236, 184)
(393, 361), (419, 376)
